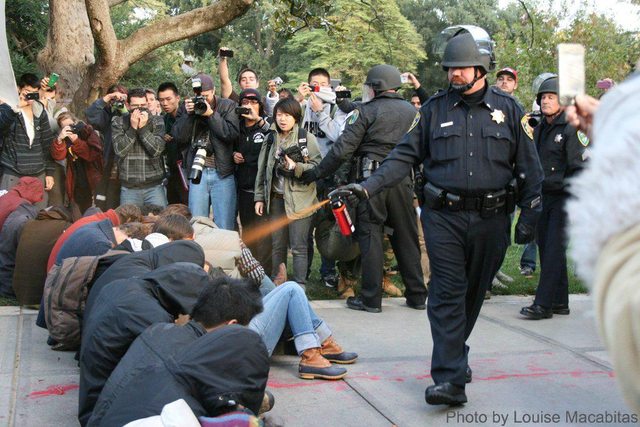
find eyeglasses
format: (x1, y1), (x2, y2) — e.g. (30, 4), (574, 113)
(241, 99), (259, 105)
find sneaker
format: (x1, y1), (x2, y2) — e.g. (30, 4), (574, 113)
(322, 273), (338, 288)
(496, 270), (514, 283)
(491, 277), (508, 290)
(520, 266), (534, 278)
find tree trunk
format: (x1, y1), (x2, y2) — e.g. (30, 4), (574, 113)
(37, 0), (95, 108)
(38, 0), (255, 114)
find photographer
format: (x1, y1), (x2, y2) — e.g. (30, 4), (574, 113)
(157, 82), (187, 205)
(172, 73), (239, 230)
(112, 88), (167, 208)
(51, 112), (103, 214)
(233, 89), (272, 274)
(0, 73), (55, 210)
(85, 84), (128, 209)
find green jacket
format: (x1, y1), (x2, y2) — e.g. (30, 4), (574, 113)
(254, 124), (320, 219)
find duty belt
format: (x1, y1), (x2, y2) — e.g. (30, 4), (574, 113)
(423, 182), (508, 218)
(351, 155), (380, 182)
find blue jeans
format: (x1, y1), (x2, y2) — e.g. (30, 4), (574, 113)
(120, 184), (167, 208)
(188, 167), (236, 230)
(249, 281), (331, 356)
(520, 242), (538, 270)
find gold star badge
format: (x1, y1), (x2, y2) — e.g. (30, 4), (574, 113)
(490, 109), (505, 124)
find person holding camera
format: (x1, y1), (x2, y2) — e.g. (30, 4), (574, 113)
(85, 84), (128, 209)
(0, 73), (55, 210)
(112, 88), (167, 208)
(254, 97), (321, 287)
(172, 73), (239, 230)
(50, 112), (103, 214)
(233, 89), (273, 274)
(218, 47), (260, 103)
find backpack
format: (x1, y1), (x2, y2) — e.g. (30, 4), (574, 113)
(43, 250), (129, 351)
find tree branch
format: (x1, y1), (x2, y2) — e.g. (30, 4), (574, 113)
(108, 0), (127, 6)
(85, 0), (119, 65)
(120, 0), (254, 66)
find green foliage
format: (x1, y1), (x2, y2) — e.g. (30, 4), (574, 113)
(6, 0), (49, 77)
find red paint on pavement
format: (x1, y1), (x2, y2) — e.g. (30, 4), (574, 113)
(29, 384), (79, 398)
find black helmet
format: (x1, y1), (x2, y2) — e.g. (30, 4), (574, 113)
(437, 25), (496, 73)
(536, 76), (558, 106)
(364, 64), (402, 91)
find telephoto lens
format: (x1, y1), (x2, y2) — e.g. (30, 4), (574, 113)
(189, 147), (207, 184)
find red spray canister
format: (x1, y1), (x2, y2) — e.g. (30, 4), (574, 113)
(331, 196), (355, 236)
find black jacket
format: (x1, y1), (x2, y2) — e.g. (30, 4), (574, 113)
(85, 240), (205, 318)
(172, 97), (239, 178)
(534, 112), (588, 194)
(0, 203), (38, 297)
(87, 322), (269, 427)
(234, 121), (271, 191)
(78, 263), (210, 426)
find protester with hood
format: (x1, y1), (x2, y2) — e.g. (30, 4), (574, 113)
(0, 203), (39, 297)
(55, 218), (130, 266)
(0, 176), (43, 231)
(87, 277), (269, 426)
(85, 240), (205, 318)
(78, 262), (210, 426)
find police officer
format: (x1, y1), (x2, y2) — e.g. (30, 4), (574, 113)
(520, 76), (589, 320)
(336, 27), (543, 405)
(301, 64), (428, 313)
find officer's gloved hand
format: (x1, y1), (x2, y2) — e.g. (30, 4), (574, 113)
(514, 209), (537, 244)
(299, 168), (320, 185)
(343, 183), (369, 200)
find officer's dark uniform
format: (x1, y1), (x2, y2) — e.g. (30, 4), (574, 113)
(361, 81), (543, 388)
(313, 91), (428, 310)
(531, 111), (587, 311)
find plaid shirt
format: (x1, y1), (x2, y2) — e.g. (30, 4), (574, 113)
(112, 114), (166, 188)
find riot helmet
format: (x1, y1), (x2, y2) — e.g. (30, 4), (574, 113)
(362, 64), (402, 102)
(436, 25), (496, 74)
(536, 76), (558, 106)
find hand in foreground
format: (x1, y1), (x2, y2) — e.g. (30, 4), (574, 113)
(565, 94), (599, 139)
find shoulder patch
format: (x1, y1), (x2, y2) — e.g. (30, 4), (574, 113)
(577, 130), (590, 147)
(346, 109), (359, 125)
(407, 112), (421, 133)
(521, 115), (534, 140)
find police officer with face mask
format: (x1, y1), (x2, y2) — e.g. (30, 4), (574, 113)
(301, 64), (428, 314)
(334, 26), (543, 405)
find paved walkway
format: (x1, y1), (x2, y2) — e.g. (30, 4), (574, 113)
(0, 295), (636, 426)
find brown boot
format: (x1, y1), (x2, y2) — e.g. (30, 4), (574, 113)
(258, 390), (275, 415)
(273, 263), (287, 286)
(298, 348), (347, 380)
(382, 274), (403, 297)
(337, 275), (356, 299)
(321, 336), (358, 364)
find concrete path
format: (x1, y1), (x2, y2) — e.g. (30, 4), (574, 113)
(0, 295), (636, 426)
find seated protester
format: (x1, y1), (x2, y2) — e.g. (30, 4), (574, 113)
(51, 112), (103, 215)
(112, 221), (152, 252)
(0, 203), (40, 297)
(0, 73), (55, 209)
(85, 240), (205, 320)
(250, 281), (357, 380)
(87, 277), (268, 426)
(159, 202), (192, 220)
(55, 219), (131, 266)
(12, 206), (73, 305)
(254, 98), (321, 285)
(233, 89), (272, 274)
(141, 203), (164, 217)
(47, 204), (142, 272)
(0, 177), (43, 231)
(79, 262), (211, 426)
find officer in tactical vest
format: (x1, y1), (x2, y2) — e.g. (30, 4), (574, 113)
(335, 26), (543, 405)
(301, 64), (428, 313)
(520, 76), (589, 320)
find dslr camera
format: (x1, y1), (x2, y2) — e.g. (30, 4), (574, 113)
(25, 92), (40, 101)
(235, 106), (251, 116)
(189, 138), (208, 184)
(69, 122), (86, 135)
(191, 77), (208, 116)
(527, 111), (543, 127)
(110, 99), (127, 116)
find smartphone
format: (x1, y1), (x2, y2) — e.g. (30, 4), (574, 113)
(400, 73), (410, 84)
(330, 78), (341, 89)
(48, 73), (59, 88)
(219, 48), (234, 58)
(557, 43), (585, 106)
(235, 106), (250, 115)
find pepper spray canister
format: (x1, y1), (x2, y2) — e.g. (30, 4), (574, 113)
(331, 196), (355, 236)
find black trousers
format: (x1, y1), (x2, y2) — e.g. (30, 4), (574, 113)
(356, 176), (427, 308)
(534, 193), (569, 308)
(423, 208), (510, 387)
(237, 189), (272, 275)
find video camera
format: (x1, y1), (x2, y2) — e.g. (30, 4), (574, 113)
(191, 78), (208, 116)
(527, 111), (543, 128)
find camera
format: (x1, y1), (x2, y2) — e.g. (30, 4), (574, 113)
(219, 48), (234, 58)
(335, 90), (352, 99)
(25, 92), (39, 101)
(69, 122), (85, 135)
(235, 106), (251, 116)
(527, 111), (543, 127)
(189, 138), (208, 184)
(110, 99), (127, 116)
(191, 77), (208, 116)
(308, 84), (320, 93)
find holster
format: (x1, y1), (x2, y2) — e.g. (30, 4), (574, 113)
(480, 189), (507, 218)
(506, 178), (518, 214)
(423, 182), (445, 209)
(351, 156), (380, 182)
